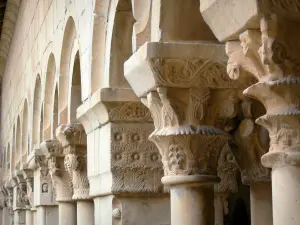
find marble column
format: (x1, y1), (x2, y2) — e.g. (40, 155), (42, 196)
(58, 203), (76, 225)
(41, 140), (76, 225)
(250, 182), (272, 225)
(214, 195), (224, 225)
(166, 176), (215, 225)
(125, 42), (240, 225)
(36, 207), (46, 225)
(25, 210), (33, 225)
(77, 201), (94, 225)
(56, 124), (94, 225)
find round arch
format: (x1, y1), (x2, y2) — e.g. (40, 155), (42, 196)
(59, 17), (77, 125)
(44, 53), (56, 139)
(22, 99), (29, 163)
(32, 75), (42, 150)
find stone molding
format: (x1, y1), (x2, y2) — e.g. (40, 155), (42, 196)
(77, 88), (152, 134)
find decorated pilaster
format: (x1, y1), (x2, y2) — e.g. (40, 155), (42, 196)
(125, 42), (240, 225)
(56, 123), (93, 225)
(77, 88), (169, 225)
(41, 139), (75, 225)
(200, 1), (300, 224)
(214, 144), (238, 225)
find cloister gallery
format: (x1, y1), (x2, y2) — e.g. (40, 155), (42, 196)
(0, 0), (298, 225)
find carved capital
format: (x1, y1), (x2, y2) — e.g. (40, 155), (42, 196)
(2, 185), (13, 210)
(56, 124), (86, 150)
(224, 12), (300, 83)
(27, 149), (47, 170)
(125, 42), (243, 188)
(21, 169), (33, 207)
(151, 131), (229, 178)
(257, 114), (300, 168)
(41, 140), (73, 202)
(17, 183), (30, 207)
(64, 154), (89, 199)
(40, 139), (63, 159)
(55, 124), (90, 200)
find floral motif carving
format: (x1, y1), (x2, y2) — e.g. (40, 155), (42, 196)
(150, 58), (236, 89)
(151, 129), (230, 177)
(107, 102), (152, 122)
(111, 126), (164, 194)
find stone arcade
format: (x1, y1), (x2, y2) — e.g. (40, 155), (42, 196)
(0, 0), (298, 225)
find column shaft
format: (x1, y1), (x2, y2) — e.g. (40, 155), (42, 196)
(250, 182), (272, 225)
(14, 210), (25, 225)
(36, 207), (46, 225)
(214, 195), (224, 225)
(170, 184), (214, 225)
(272, 166), (300, 225)
(58, 203), (76, 225)
(77, 201), (94, 225)
(25, 210), (33, 225)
